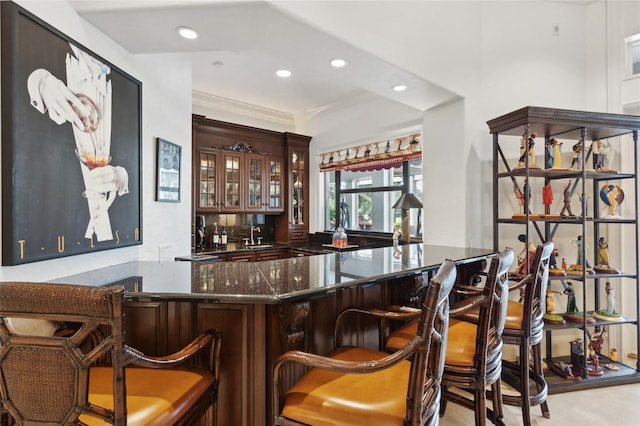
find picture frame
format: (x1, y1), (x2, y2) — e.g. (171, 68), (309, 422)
(156, 138), (181, 202)
(0, 2), (143, 265)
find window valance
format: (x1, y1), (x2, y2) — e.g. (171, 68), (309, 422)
(319, 133), (422, 172)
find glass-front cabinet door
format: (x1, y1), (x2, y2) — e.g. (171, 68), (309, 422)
(291, 149), (306, 225)
(222, 152), (243, 211)
(198, 148), (220, 211)
(268, 157), (284, 212)
(246, 154), (264, 211)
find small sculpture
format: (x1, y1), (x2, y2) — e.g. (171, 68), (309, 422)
(605, 348), (620, 371)
(570, 139), (583, 170)
(542, 184), (553, 216)
(514, 234), (535, 277)
(543, 285), (566, 325)
(562, 282), (595, 323)
(559, 180), (575, 217)
(512, 180), (531, 218)
(578, 193), (591, 218)
(588, 326), (606, 356)
(517, 132), (537, 168)
(567, 235), (593, 275)
(593, 237), (620, 273)
(600, 184), (625, 218)
(550, 361), (580, 381)
(593, 282), (624, 321)
(591, 140), (604, 171)
(547, 138), (563, 169)
(548, 245), (566, 276)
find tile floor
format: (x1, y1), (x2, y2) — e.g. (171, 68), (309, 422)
(440, 382), (640, 426)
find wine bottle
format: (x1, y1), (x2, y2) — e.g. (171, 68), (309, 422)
(221, 226), (228, 247)
(213, 223), (220, 248)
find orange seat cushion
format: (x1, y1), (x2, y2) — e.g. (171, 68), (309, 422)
(281, 346), (410, 426)
(504, 300), (524, 331)
(79, 366), (214, 425)
(453, 300), (524, 332)
(444, 319), (477, 367)
(385, 321), (418, 353)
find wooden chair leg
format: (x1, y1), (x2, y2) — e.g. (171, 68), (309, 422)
(491, 381), (505, 426)
(532, 343), (550, 419)
(475, 388), (487, 426)
(520, 338), (532, 426)
(439, 386), (448, 417)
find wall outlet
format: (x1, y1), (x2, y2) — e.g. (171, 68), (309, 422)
(158, 243), (172, 262)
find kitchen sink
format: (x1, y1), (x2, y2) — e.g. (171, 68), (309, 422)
(245, 244), (274, 249)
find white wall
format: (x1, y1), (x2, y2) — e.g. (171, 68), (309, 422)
(0, 1), (193, 281)
(276, 0), (597, 248)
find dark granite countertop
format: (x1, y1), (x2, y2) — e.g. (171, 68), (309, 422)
(50, 244), (494, 304)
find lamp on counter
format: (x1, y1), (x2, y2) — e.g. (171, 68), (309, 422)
(392, 192), (423, 244)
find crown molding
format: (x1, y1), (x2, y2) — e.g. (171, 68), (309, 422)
(192, 91), (295, 128)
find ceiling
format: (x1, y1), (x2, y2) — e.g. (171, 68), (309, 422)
(70, 0), (456, 119)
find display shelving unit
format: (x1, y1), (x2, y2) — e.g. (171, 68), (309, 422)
(487, 106), (640, 393)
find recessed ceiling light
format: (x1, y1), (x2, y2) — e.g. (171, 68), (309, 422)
(330, 58), (347, 68)
(393, 85), (408, 92)
(276, 69), (292, 78)
(176, 26), (198, 40)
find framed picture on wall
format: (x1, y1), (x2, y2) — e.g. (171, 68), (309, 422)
(156, 138), (181, 202)
(0, 2), (142, 265)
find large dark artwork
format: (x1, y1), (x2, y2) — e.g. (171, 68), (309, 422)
(1, 2), (142, 265)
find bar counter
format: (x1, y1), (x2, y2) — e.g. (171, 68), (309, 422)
(50, 243), (494, 426)
(51, 244), (493, 303)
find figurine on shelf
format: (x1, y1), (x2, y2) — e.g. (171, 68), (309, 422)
(570, 139), (583, 170)
(547, 138), (563, 169)
(594, 237), (620, 273)
(598, 139), (615, 172)
(564, 282), (578, 315)
(570, 338), (603, 377)
(512, 180), (531, 218)
(588, 325), (606, 356)
(606, 348), (620, 371)
(517, 132), (537, 168)
(543, 285), (566, 325)
(592, 140), (605, 171)
(567, 235), (593, 275)
(578, 193), (591, 218)
(548, 245), (566, 276)
(600, 184), (625, 218)
(514, 234), (536, 277)
(593, 282), (624, 321)
(562, 282), (595, 323)
(550, 361), (580, 381)
(542, 184), (553, 216)
(559, 180), (575, 217)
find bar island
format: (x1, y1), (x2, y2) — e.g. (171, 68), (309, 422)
(51, 244), (494, 426)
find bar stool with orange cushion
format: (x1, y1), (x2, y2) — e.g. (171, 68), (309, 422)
(0, 282), (222, 426)
(272, 260), (457, 426)
(450, 242), (553, 426)
(499, 242), (553, 425)
(386, 247), (514, 426)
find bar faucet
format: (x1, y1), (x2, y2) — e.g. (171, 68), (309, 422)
(250, 223), (260, 245)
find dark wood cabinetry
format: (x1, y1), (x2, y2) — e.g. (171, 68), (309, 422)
(226, 251), (255, 262)
(192, 116), (310, 243)
(275, 133), (312, 245)
(255, 248), (286, 261)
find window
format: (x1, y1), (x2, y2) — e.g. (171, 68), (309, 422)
(324, 159), (422, 235)
(625, 33), (640, 76)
